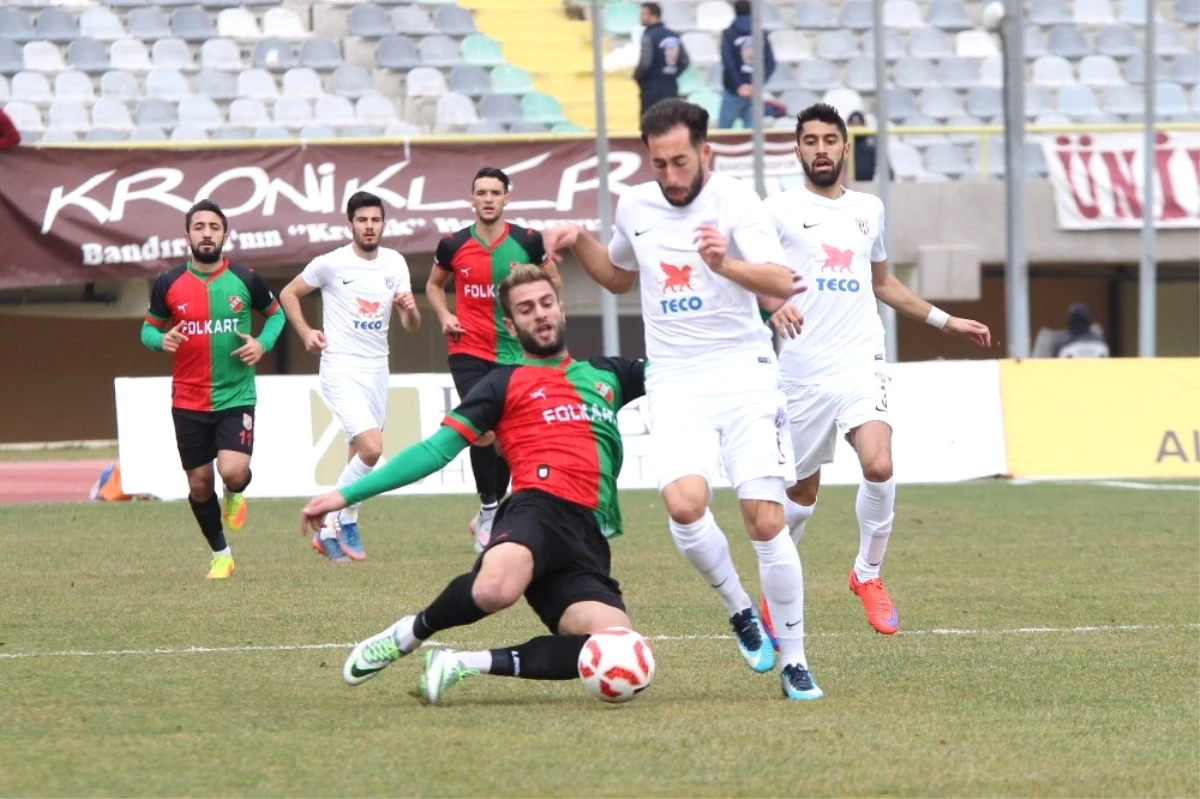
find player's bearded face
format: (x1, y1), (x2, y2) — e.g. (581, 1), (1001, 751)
(797, 124), (848, 188)
(648, 127), (708, 207)
(187, 212), (226, 265)
(350, 209), (383, 253)
(506, 283), (567, 358)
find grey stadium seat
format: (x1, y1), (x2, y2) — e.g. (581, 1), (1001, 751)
(1025, 27), (1048, 58)
(1178, 0), (1200, 24)
(797, 59), (839, 91)
(172, 7), (217, 42)
(130, 126), (169, 142)
(1029, 0), (1072, 25)
(847, 57), (877, 91)
(171, 122), (210, 142)
(465, 119), (504, 134)
(450, 64), (490, 96)
(254, 124), (290, 139)
(101, 70), (139, 100)
(342, 124), (383, 138)
(393, 6), (435, 35)
(301, 38), (343, 70)
(25, 41), (66, 72)
(357, 94), (397, 124)
(938, 56), (979, 88)
(237, 68), (279, 99)
(4, 99), (43, 132)
(680, 32), (718, 66)
(385, 120), (423, 136)
(1096, 25), (1138, 57)
(920, 86), (964, 117)
(1156, 82), (1191, 118)
(419, 35), (461, 67)
(299, 123), (337, 139)
(13, 71), (51, 104)
(88, 127), (129, 141)
(1058, 84), (1100, 117)
(376, 35), (421, 70)
(229, 97), (270, 125)
(1078, 54), (1122, 86)
(41, 129), (79, 143)
(945, 114), (983, 143)
(1154, 23), (1187, 56)
(197, 68), (238, 100)
(146, 67), (189, 100)
(1074, 0), (1115, 24)
(661, 3), (696, 30)
(35, 8), (81, 43)
(1173, 53), (1199, 86)
(1032, 55), (1074, 86)
(895, 56), (936, 89)
(765, 63), (800, 92)
(136, 97), (178, 127)
(128, 7), (171, 40)
(509, 120), (547, 134)
(273, 96), (312, 126)
(435, 91), (478, 128)
(333, 65), (374, 98)
(1123, 53), (1169, 84)
(886, 87), (918, 120)
(838, 0), (873, 29)
(315, 95), (357, 126)
(1102, 85), (1144, 116)
(201, 39), (244, 70)
(54, 69), (95, 102)
(152, 38), (196, 70)
(434, 5), (476, 35)
(778, 89), (820, 113)
(883, 0), (924, 28)
(179, 95), (223, 128)
(792, 1), (837, 28)
(924, 142), (968, 178)
(816, 30), (859, 61)
(770, 30), (812, 63)
(405, 66), (447, 97)
(212, 126), (254, 140)
(0, 9), (37, 43)
(479, 92), (521, 124)
(253, 39), (298, 70)
(1025, 85), (1055, 117)
(966, 86), (1003, 118)
(67, 38), (110, 73)
(862, 28), (906, 60)
(283, 67), (323, 98)
(909, 28), (952, 59)
(927, 0), (972, 31)
(1046, 24), (1090, 59)
(349, 4), (394, 38)
(0, 41), (23, 75)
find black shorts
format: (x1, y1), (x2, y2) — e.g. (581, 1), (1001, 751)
(478, 489), (625, 633)
(171, 406), (255, 471)
(448, 353), (501, 400)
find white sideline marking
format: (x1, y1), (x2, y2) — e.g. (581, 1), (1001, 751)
(1, 623), (1196, 661)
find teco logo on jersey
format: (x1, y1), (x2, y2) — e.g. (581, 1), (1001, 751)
(816, 278), (862, 292)
(658, 261), (703, 314)
(354, 297), (385, 330)
(819, 244), (854, 273)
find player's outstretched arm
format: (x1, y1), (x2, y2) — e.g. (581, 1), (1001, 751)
(279, 274), (327, 352)
(542, 224), (638, 295)
(300, 426), (469, 532)
(695, 225), (801, 299)
(871, 261), (992, 347)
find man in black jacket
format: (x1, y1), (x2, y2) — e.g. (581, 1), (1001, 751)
(634, 3), (689, 117)
(719, 0), (776, 129)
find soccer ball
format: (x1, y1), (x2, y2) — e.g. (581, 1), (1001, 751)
(577, 627), (656, 704)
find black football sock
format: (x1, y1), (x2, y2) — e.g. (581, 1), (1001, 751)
(470, 445), (500, 505)
(488, 635), (589, 680)
(413, 573), (489, 639)
(494, 456), (511, 499)
(188, 494), (227, 552)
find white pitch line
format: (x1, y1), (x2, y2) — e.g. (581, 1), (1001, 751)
(1, 623), (1196, 661)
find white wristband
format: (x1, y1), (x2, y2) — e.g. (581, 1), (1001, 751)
(925, 306), (950, 330)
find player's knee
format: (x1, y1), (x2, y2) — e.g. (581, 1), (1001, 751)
(788, 480), (819, 506)
(662, 483), (708, 524)
(187, 474), (215, 500)
(862, 456), (893, 483)
(747, 507), (786, 540)
(471, 575), (521, 614)
(219, 466), (251, 493)
(358, 445), (382, 467)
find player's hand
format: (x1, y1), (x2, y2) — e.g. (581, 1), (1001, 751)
(789, 270), (807, 297)
(161, 320), (188, 353)
(770, 303), (805, 339)
(441, 314), (463, 341)
(300, 491), (347, 534)
(946, 317), (992, 348)
(737, 84), (753, 98)
(476, 431), (496, 447)
(694, 224), (728, 272)
(541, 224), (581, 264)
(232, 331), (265, 365)
(394, 292), (417, 312)
(302, 329), (327, 353)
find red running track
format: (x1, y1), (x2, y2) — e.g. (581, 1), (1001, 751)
(0, 460), (112, 504)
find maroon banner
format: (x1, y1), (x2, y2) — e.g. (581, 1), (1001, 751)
(0, 133), (799, 289)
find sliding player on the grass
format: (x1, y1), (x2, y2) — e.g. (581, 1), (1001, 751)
(301, 265), (646, 704)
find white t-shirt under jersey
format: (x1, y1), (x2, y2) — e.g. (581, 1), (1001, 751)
(300, 244), (412, 370)
(763, 186), (888, 384)
(608, 172), (788, 375)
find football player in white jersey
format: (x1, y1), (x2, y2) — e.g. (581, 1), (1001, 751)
(542, 99), (823, 701)
(761, 103), (991, 636)
(279, 191), (421, 562)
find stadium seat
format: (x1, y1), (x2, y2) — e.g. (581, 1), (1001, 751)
(1154, 23), (1188, 56)
(770, 30), (813, 63)
(705, 61), (723, 90)
(1025, 26), (1048, 58)
(107, 39), (151, 73)
(883, 0), (925, 28)
(509, 120), (547, 133)
(792, 1), (838, 28)
(273, 96), (312, 126)
(300, 38), (343, 70)
(839, 0), (873, 30)
(778, 88), (820, 113)
(927, 0), (972, 31)
(1117, 0), (1156, 24)
(1058, 84), (1100, 116)
(35, 8), (81, 44)
(435, 91), (478, 129)
(1102, 84), (1144, 115)
(201, 38), (244, 70)
(229, 96), (269, 125)
(4, 99), (43, 131)
(434, 5), (476, 35)
(695, 0), (734, 31)
(342, 124), (382, 137)
(1032, 55), (1075, 86)
(254, 124), (289, 138)
(1156, 81), (1191, 118)
(895, 56), (936, 89)
(152, 38), (196, 70)
(888, 140), (924, 179)
(661, 3), (696, 31)
(939, 56), (980, 88)
(676, 66), (706, 95)
(179, 95), (223, 128)
(197, 68), (238, 100)
(886, 86), (918, 119)
(762, 1), (787, 30)
(1173, 53), (1199, 86)
(465, 119), (504, 134)
(1030, 0), (1072, 25)
(816, 30), (859, 61)
(299, 123), (336, 138)
(263, 8), (307, 39)
(420, 34), (461, 67)
(356, 93), (396, 124)
(26, 41), (68, 73)
(479, 92), (521, 123)
(1124, 52), (1169, 84)
(920, 86), (964, 117)
(797, 59), (839, 91)
(946, 114), (983, 143)
(282, 67), (323, 98)
(1074, 0), (1115, 24)
(1033, 111), (1072, 126)
(56, 70), (97, 104)
(603, 3), (640, 36)
(172, 7), (216, 42)
(0, 76), (10, 103)
(128, 7), (171, 40)
(1079, 54), (1123, 86)
(460, 34), (503, 67)
(376, 35), (420, 70)
(1025, 141), (1049, 178)
(13, 71), (52, 105)
(862, 28), (906, 59)
(765, 62), (800, 91)
(1025, 85), (1055, 116)
(217, 7), (260, 39)
(490, 64), (532, 95)
(1096, 25), (1139, 57)
(315, 95), (356, 126)
(909, 27), (952, 58)
(253, 39), (298, 70)
(1178, 0), (1200, 24)
(170, 121), (209, 141)
(129, 126), (168, 142)
(680, 32), (718, 66)
(41, 128), (79, 143)
(238, 68), (279, 99)
(521, 91), (565, 124)
(966, 86), (1002, 118)
(349, 5), (394, 38)
(846, 57), (877, 91)
(924, 141), (967, 178)
(822, 87), (864, 118)
(394, 6), (435, 35)
(979, 53), (1002, 87)
(136, 97), (177, 127)
(0, 9), (37, 43)
(1047, 24), (1090, 59)
(100, 69), (138, 100)
(87, 127), (129, 141)
(384, 119), (423, 136)
(81, 8), (126, 41)
(147, 67), (190, 100)
(0, 42), (25, 77)
(955, 30), (998, 58)
(334, 64), (374, 98)
(406, 66), (447, 97)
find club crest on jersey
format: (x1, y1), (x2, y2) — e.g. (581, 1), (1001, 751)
(857, 218), (871, 235)
(228, 296), (244, 313)
(243, 413), (253, 431)
(595, 382), (614, 403)
(384, 276), (395, 290)
(537, 465), (550, 480)
(820, 243), (854, 272)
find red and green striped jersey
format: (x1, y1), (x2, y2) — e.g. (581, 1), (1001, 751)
(144, 260), (281, 412)
(433, 222), (548, 365)
(443, 356), (646, 537)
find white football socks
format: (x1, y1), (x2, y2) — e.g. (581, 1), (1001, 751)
(854, 476), (896, 582)
(753, 530), (808, 668)
(455, 650), (493, 673)
(783, 496), (816, 546)
(669, 510), (753, 617)
(327, 454), (374, 530)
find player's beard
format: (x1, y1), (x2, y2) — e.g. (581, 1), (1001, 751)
(802, 155), (845, 188)
(659, 167), (704, 207)
(354, 235), (379, 253)
(190, 241), (223, 265)
(516, 319), (567, 359)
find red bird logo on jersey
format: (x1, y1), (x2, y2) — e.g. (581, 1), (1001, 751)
(356, 297), (383, 317)
(660, 262), (693, 293)
(228, 296), (243, 313)
(820, 244), (854, 273)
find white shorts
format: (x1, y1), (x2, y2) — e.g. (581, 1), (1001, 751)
(785, 367), (892, 481)
(320, 367), (388, 443)
(647, 365), (794, 500)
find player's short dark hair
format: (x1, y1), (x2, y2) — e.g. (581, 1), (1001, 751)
(795, 102), (848, 143)
(641, 2), (662, 18)
(640, 98), (708, 147)
(498, 264), (558, 318)
(185, 199), (227, 231)
(733, 0), (751, 15)
(472, 167), (511, 193)
(346, 191), (385, 221)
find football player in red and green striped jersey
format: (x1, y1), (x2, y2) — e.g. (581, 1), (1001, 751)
(303, 265), (647, 702)
(140, 200), (285, 579)
(425, 167), (563, 554)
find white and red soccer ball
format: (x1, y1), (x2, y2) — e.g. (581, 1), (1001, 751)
(577, 627), (656, 704)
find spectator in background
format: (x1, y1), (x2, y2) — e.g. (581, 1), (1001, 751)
(1052, 302), (1110, 358)
(0, 108), (22, 150)
(719, 0), (776, 129)
(635, 3), (689, 118)
(847, 111), (876, 181)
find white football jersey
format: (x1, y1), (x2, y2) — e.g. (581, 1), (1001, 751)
(609, 172), (787, 375)
(300, 244), (412, 369)
(763, 186), (888, 383)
